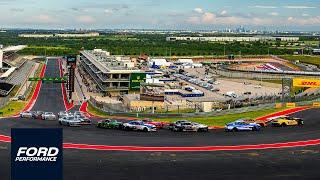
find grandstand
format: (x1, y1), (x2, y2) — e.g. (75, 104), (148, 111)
(0, 45), (27, 97)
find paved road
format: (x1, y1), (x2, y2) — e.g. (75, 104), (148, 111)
(31, 58), (65, 113)
(0, 57), (319, 179)
(0, 142), (319, 180)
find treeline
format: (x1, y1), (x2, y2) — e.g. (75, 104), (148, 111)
(0, 32), (297, 56)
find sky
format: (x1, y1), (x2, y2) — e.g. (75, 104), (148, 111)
(0, 0), (319, 31)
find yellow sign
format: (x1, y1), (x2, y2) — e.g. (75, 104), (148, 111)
(313, 102), (320, 107)
(275, 103), (283, 108)
(293, 78), (320, 88)
(286, 103), (296, 108)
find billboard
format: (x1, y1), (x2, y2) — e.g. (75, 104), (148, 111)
(130, 73), (146, 90)
(66, 55), (76, 66)
(293, 78), (320, 88)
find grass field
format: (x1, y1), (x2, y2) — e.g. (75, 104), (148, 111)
(87, 103), (287, 126)
(153, 107), (287, 126)
(280, 55), (320, 66)
(0, 101), (26, 117)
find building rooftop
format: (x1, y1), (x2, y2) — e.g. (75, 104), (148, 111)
(80, 50), (141, 74)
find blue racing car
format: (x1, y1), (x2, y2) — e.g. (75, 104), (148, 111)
(225, 121), (261, 132)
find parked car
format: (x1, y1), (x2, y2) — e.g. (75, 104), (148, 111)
(225, 121), (261, 132)
(122, 121), (157, 132)
(18, 95), (26, 101)
(59, 116), (82, 127)
(19, 111), (33, 118)
(97, 119), (123, 129)
(41, 112), (57, 120)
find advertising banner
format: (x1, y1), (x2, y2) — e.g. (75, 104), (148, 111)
(293, 78), (320, 88)
(313, 102), (320, 107)
(286, 103), (296, 108)
(130, 73), (146, 90)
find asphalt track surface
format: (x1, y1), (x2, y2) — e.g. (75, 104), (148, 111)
(0, 58), (319, 179)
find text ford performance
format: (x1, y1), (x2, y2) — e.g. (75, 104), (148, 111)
(14, 147), (59, 162)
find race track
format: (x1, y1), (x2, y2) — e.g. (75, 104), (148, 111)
(0, 58), (319, 179)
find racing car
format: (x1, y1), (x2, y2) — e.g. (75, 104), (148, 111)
(225, 121), (261, 132)
(97, 119), (123, 129)
(236, 118), (267, 127)
(122, 121), (157, 132)
(74, 114), (92, 125)
(172, 121), (209, 132)
(141, 118), (168, 129)
(19, 111), (33, 118)
(41, 112), (57, 120)
(32, 111), (44, 119)
(58, 111), (72, 118)
(271, 116), (304, 127)
(59, 116), (82, 127)
(166, 120), (190, 130)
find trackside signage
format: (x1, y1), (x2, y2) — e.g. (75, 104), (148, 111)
(293, 78), (320, 88)
(11, 128), (63, 180)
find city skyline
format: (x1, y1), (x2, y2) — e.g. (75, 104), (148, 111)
(0, 0), (319, 31)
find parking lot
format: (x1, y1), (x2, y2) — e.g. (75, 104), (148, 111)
(181, 68), (282, 99)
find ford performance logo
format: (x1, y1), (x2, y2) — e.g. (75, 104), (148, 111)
(11, 128), (63, 180)
(15, 147), (59, 162)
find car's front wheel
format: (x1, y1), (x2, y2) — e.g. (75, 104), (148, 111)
(143, 128), (148, 132)
(281, 123), (287, 127)
(232, 128), (238, 132)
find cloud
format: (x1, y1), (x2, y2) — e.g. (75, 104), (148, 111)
(186, 16), (200, 24)
(201, 12), (216, 23)
(30, 14), (58, 24)
(76, 15), (95, 23)
(284, 6), (317, 9)
(104, 9), (113, 15)
(220, 10), (227, 16)
(193, 8), (203, 14)
(10, 8), (24, 12)
(250, 5), (277, 9)
(287, 16), (320, 25)
(269, 12), (279, 16)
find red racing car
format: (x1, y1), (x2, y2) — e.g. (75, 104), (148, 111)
(141, 119), (169, 129)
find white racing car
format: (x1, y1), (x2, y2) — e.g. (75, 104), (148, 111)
(58, 116), (82, 127)
(58, 111), (72, 118)
(41, 112), (57, 120)
(19, 111), (33, 118)
(122, 121), (157, 132)
(173, 121), (209, 132)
